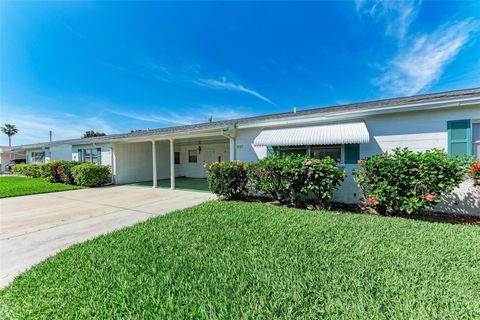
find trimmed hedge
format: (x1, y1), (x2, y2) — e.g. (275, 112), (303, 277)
(71, 163), (111, 187)
(11, 163), (43, 178)
(10, 161), (109, 187)
(354, 148), (470, 215)
(206, 161), (249, 200)
(41, 161), (81, 183)
(12, 161), (83, 184)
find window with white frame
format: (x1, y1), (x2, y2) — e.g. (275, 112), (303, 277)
(83, 148), (98, 163)
(473, 122), (480, 159)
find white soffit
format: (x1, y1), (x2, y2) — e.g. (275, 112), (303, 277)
(253, 121), (370, 146)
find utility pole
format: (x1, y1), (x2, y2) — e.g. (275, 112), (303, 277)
(49, 130), (52, 142)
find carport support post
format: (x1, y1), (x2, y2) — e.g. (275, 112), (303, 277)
(111, 145), (117, 184)
(229, 136), (236, 161)
(152, 140), (157, 188)
(170, 138), (175, 190)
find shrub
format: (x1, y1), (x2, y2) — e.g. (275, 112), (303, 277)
(71, 163), (111, 187)
(248, 153), (307, 206)
(303, 157), (347, 207)
(206, 161), (248, 200)
(470, 161), (480, 180)
(248, 153), (346, 208)
(41, 160), (82, 184)
(41, 161), (64, 183)
(11, 163), (43, 178)
(354, 148), (471, 215)
(58, 161), (81, 184)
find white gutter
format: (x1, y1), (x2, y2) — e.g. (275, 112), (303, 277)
(236, 97), (480, 129)
(72, 126), (232, 145)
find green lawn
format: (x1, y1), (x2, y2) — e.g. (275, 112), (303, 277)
(1, 202), (479, 319)
(0, 176), (82, 198)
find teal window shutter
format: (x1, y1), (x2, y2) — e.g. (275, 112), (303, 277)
(41, 152), (45, 162)
(97, 148), (102, 164)
(448, 120), (471, 157)
(30, 152), (34, 163)
(77, 149), (82, 161)
(344, 144), (360, 164)
(266, 146), (277, 156)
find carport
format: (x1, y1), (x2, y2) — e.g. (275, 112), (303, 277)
(110, 129), (234, 189)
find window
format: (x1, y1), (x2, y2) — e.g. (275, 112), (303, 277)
(83, 148), (98, 164)
(174, 151), (180, 164)
(276, 145), (343, 162)
(311, 145), (342, 162)
(278, 146), (307, 156)
(473, 122), (480, 159)
(32, 152), (45, 163)
(188, 150), (198, 163)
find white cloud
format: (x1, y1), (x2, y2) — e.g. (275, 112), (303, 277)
(100, 59), (273, 105)
(195, 77), (275, 105)
(0, 107), (119, 146)
(109, 105), (252, 126)
(108, 110), (195, 126)
(356, 0), (421, 39)
(375, 19), (479, 96)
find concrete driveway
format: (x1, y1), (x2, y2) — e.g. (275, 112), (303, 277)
(0, 186), (214, 288)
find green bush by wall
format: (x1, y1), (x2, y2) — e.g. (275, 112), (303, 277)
(354, 148), (471, 214)
(71, 163), (111, 187)
(246, 153), (346, 208)
(206, 161), (249, 200)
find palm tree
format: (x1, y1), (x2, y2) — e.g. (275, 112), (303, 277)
(1, 124), (19, 147)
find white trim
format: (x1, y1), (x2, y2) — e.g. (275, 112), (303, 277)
(237, 97), (480, 130)
(170, 138), (175, 190)
(152, 140), (157, 188)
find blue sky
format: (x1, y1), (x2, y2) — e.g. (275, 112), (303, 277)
(1, 1), (479, 145)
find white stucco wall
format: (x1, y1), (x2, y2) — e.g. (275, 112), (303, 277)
(50, 145), (72, 162)
(235, 128), (266, 163)
(174, 142), (229, 178)
(235, 104), (480, 216)
(114, 142), (152, 184)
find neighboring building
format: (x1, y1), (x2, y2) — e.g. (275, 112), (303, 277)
(9, 88), (480, 215)
(8, 142), (72, 165)
(0, 146), (26, 172)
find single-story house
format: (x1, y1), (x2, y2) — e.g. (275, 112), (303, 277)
(9, 87), (480, 215)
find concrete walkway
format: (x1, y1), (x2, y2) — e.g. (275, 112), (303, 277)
(0, 185), (214, 288)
